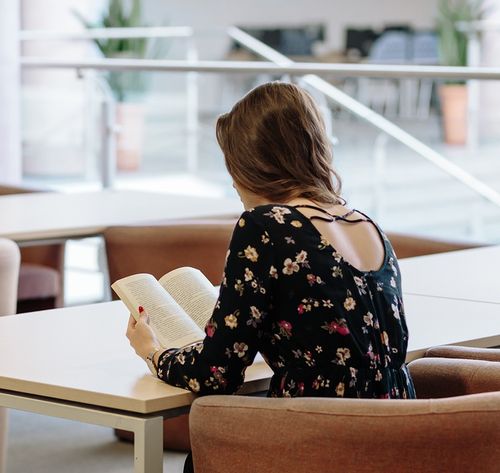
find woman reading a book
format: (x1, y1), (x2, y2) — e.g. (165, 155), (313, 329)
(127, 81), (415, 468)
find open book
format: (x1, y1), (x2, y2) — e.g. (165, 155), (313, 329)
(111, 267), (219, 349)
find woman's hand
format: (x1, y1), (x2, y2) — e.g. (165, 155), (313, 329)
(126, 307), (161, 360)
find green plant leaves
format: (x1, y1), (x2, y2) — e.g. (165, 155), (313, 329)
(436, 0), (486, 68)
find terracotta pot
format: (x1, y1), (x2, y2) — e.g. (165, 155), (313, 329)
(439, 84), (468, 145)
(116, 102), (145, 171)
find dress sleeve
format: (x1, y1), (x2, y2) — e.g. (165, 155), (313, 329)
(156, 210), (275, 395)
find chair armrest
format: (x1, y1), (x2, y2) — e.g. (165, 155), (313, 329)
(386, 232), (486, 259)
(424, 345), (500, 362)
(408, 357), (500, 398)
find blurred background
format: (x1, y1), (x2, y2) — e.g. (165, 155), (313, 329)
(2, 0), (500, 303)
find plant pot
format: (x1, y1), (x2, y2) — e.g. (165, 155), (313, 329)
(116, 102), (145, 171)
(439, 84), (468, 146)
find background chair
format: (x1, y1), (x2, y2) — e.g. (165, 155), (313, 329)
(0, 238), (21, 473)
(386, 232), (486, 259)
(104, 219), (236, 288)
(408, 356), (500, 399)
(104, 219), (236, 451)
(190, 391), (500, 473)
(0, 184), (64, 313)
(423, 345), (500, 362)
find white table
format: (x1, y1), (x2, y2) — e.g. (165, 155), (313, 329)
(400, 246), (500, 304)
(0, 296), (498, 471)
(0, 190), (242, 243)
(0, 302), (271, 472)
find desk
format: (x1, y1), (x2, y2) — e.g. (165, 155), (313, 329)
(400, 246), (500, 304)
(0, 296), (499, 471)
(0, 302), (271, 472)
(0, 190), (242, 243)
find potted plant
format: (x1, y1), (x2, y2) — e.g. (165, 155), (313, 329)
(76, 0), (153, 170)
(437, 0), (485, 145)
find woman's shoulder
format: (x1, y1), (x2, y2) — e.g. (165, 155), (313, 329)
(244, 204), (300, 225)
(236, 204), (304, 242)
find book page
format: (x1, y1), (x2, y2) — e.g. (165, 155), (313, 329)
(159, 267), (219, 330)
(111, 273), (204, 348)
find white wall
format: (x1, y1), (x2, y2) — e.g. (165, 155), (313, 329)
(0, 0), (21, 183)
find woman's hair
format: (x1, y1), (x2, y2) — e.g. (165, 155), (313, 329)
(216, 81), (342, 205)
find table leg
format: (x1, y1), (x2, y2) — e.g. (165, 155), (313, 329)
(134, 416), (164, 473)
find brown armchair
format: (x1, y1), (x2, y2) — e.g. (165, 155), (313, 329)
(188, 352), (500, 472)
(386, 232), (486, 259)
(104, 219), (236, 288)
(189, 391), (500, 473)
(408, 356), (500, 399)
(103, 219), (236, 451)
(423, 345), (500, 362)
(0, 184), (65, 313)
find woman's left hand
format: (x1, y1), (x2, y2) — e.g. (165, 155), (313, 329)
(126, 308), (161, 360)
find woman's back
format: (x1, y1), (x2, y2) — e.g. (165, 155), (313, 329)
(158, 203), (415, 400)
(245, 204), (414, 399)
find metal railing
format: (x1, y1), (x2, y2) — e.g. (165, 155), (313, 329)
(19, 27), (500, 209)
(20, 26), (198, 187)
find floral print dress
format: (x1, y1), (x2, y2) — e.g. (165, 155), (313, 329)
(157, 204), (416, 400)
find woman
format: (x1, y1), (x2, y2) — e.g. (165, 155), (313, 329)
(127, 81), (415, 469)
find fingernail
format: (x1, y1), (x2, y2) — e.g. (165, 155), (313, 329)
(138, 306), (144, 313)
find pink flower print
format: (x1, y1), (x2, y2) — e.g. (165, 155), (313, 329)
(297, 382), (305, 395)
(306, 273), (324, 286)
(233, 342), (249, 358)
(297, 304), (305, 315)
(282, 258), (300, 275)
(278, 320), (293, 337)
(321, 320), (350, 335)
(206, 321), (217, 338)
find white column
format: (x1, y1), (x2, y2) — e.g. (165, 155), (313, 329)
(479, 1), (500, 140)
(0, 0), (22, 183)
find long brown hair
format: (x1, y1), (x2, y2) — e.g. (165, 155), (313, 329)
(216, 81), (342, 205)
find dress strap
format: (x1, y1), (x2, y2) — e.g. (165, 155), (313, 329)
(292, 204), (371, 224)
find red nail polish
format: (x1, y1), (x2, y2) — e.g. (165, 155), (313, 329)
(138, 306), (144, 313)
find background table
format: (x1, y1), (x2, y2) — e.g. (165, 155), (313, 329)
(400, 246), (500, 304)
(0, 190), (243, 243)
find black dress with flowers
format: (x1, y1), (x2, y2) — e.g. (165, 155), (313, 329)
(157, 204), (416, 399)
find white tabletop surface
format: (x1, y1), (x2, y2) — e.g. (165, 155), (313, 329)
(0, 301), (272, 414)
(0, 190), (243, 242)
(400, 246), (500, 304)
(0, 295), (498, 414)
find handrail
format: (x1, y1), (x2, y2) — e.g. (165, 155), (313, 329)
(18, 30), (500, 207)
(456, 20), (500, 33)
(227, 26), (500, 209)
(19, 26), (193, 41)
(20, 56), (500, 80)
